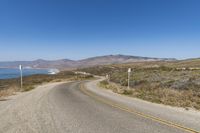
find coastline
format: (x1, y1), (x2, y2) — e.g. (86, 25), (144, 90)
(0, 68), (60, 80)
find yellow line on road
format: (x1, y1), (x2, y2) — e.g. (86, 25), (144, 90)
(79, 84), (200, 133)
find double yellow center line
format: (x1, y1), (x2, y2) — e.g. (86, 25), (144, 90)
(79, 84), (200, 133)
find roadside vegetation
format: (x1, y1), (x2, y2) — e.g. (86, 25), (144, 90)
(80, 60), (200, 110)
(0, 71), (93, 98)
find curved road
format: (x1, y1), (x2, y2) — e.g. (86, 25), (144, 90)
(0, 80), (199, 133)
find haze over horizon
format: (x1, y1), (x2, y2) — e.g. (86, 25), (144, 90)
(0, 54), (177, 62)
(1, 0), (200, 61)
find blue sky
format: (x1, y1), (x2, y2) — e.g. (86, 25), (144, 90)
(0, 0), (200, 61)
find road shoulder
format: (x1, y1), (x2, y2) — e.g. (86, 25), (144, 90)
(84, 79), (200, 132)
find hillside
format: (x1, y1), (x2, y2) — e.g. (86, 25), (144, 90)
(79, 59), (200, 110)
(0, 55), (176, 70)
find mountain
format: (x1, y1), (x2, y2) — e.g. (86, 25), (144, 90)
(77, 55), (175, 68)
(0, 55), (176, 70)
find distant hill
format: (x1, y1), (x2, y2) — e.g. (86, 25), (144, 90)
(0, 55), (176, 70)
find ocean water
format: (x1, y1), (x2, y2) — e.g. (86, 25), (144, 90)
(0, 68), (55, 79)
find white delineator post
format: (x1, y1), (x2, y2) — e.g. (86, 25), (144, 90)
(83, 72), (86, 78)
(106, 74), (110, 82)
(19, 65), (23, 89)
(128, 68), (131, 89)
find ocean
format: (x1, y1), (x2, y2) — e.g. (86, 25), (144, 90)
(0, 68), (58, 79)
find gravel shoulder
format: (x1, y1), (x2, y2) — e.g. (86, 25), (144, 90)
(0, 82), (67, 133)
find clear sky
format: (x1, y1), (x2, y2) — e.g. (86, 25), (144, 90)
(0, 0), (200, 61)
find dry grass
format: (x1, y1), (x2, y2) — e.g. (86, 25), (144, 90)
(99, 80), (200, 110)
(81, 60), (200, 110)
(0, 85), (18, 98)
(0, 71), (94, 97)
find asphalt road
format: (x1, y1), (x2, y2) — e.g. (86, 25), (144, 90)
(0, 80), (199, 133)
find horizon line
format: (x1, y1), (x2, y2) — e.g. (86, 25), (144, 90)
(0, 54), (198, 62)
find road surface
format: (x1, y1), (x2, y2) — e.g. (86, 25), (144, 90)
(0, 80), (199, 133)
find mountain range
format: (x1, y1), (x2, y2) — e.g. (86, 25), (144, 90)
(0, 55), (176, 70)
